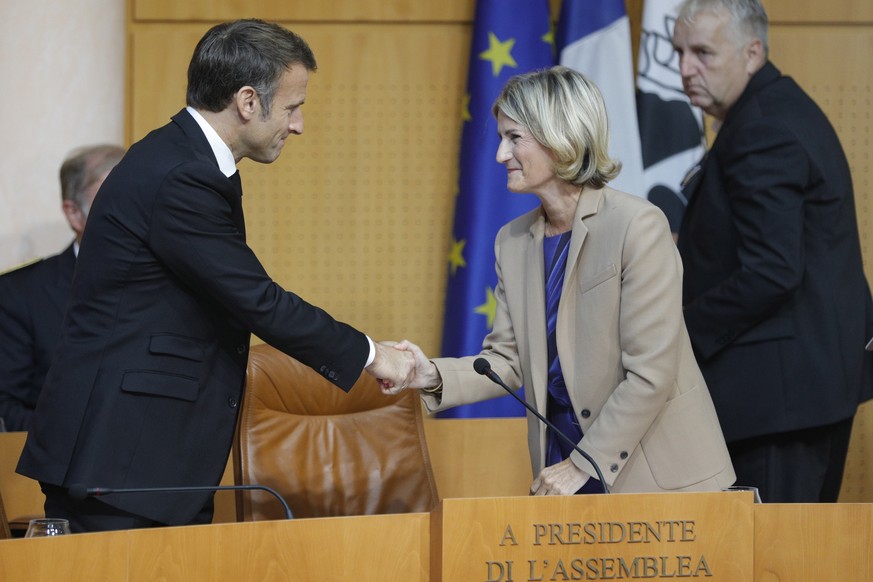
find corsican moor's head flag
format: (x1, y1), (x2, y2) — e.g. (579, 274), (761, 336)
(636, 0), (706, 232)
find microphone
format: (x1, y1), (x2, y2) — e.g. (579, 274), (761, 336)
(473, 357), (610, 494)
(68, 483), (294, 519)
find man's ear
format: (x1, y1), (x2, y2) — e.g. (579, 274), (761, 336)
(235, 86), (259, 121)
(62, 200), (86, 239)
(744, 38), (765, 74)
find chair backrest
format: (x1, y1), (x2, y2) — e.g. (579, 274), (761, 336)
(234, 343), (439, 520)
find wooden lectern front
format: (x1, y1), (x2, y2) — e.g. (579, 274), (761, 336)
(3, 491), (872, 581)
(0, 513), (430, 581)
(431, 491), (755, 582)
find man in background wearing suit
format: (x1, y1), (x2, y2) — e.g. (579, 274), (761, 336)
(673, 0), (873, 502)
(0, 144), (124, 432)
(17, 19), (413, 532)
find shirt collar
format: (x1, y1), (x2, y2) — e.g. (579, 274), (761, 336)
(186, 106), (237, 178)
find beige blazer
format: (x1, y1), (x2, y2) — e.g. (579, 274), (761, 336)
(424, 187), (735, 493)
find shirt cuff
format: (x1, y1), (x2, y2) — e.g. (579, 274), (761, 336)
(365, 336), (375, 367)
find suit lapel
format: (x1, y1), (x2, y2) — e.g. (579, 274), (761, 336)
(680, 151), (707, 206)
(173, 110), (248, 242)
(172, 109), (218, 165)
(680, 62), (779, 226)
(45, 244), (76, 315)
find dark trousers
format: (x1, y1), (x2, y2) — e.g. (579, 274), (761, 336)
(727, 417), (854, 503)
(41, 483), (214, 533)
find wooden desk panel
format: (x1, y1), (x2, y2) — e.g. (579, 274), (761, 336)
(0, 513), (429, 582)
(755, 503), (873, 581)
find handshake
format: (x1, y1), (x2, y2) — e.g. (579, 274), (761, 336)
(364, 340), (442, 395)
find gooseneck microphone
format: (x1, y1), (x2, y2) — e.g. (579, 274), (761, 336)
(68, 483), (294, 519)
(473, 358), (610, 494)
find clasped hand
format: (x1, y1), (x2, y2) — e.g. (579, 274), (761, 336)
(364, 339), (441, 395)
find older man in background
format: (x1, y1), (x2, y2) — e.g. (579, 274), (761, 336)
(673, 0), (873, 502)
(0, 144), (124, 432)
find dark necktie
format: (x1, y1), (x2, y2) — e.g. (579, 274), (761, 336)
(229, 170), (246, 241)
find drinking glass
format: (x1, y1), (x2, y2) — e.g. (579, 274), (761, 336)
(24, 518), (71, 537)
(724, 485), (763, 503)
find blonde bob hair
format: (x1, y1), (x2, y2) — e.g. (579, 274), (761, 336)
(492, 66), (620, 189)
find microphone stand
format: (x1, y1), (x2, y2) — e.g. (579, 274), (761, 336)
(473, 358), (610, 493)
(71, 483), (294, 519)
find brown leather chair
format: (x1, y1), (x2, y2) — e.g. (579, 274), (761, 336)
(234, 343), (439, 520)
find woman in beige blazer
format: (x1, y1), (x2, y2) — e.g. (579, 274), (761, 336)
(385, 66), (735, 495)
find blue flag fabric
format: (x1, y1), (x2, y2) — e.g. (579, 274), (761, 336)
(438, 0), (554, 418)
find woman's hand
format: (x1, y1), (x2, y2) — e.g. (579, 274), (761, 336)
(377, 339), (442, 394)
(530, 458), (590, 495)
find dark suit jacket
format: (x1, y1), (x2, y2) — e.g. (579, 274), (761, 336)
(0, 244), (75, 431)
(17, 110), (369, 524)
(678, 62), (873, 443)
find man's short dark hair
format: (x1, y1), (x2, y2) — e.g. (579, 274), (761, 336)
(186, 19), (317, 117)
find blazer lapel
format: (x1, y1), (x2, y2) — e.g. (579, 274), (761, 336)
(562, 187), (600, 291)
(525, 213), (548, 411)
(556, 188), (599, 386)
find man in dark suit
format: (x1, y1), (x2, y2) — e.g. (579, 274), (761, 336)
(16, 20), (413, 532)
(673, 0), (873, 502)
(0, 144), (124, 432)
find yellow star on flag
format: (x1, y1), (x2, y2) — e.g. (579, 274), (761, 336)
(479, 32), (517, 77)
(448, 237), (467, 276)
(461, 93), (472, 122)
(542, 24), (555, 55)
(474, 287), (498, 329)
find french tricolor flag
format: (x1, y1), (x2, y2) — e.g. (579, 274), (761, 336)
(557, 0), (645, 198)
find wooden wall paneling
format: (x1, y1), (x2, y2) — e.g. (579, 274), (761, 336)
(843, 402), (873, 502)
(129, 25), (208, 141)
(768, 24), (873, 281)
(132, 0), (473, 22)
(765, 0), (873, 24)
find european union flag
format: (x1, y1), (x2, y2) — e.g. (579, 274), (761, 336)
(439, 0), (555, 418)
